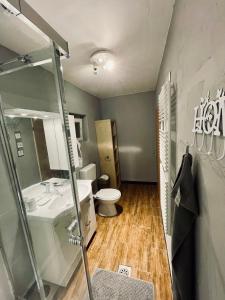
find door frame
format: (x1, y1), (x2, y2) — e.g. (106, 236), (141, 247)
(52, 42), (93, 299)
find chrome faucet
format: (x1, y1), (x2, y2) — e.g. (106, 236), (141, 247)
(40, 181), (51, 193)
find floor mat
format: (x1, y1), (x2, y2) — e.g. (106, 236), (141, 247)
(91, 268), (154, 300)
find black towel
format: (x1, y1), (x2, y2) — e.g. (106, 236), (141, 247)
(171, 153), (198, 300)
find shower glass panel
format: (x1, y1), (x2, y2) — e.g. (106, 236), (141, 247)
(0, 46), (91, 299)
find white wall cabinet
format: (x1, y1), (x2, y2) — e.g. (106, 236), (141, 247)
(43, 115), (79, 170)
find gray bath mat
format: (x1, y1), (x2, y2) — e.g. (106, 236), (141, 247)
(91, 268), (154, 300)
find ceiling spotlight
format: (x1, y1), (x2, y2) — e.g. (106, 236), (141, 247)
(90, 50), (114, 75)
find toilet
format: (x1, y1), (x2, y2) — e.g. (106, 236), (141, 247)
(79, 164), (121, 217)
(94, 188), (121, 217)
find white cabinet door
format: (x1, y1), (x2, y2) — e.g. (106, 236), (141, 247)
(43, 116), (79, 170)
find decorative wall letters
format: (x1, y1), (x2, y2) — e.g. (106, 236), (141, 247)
(192, 89), (225, 136)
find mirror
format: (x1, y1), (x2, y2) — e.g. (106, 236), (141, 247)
(4, 108), (80, 188)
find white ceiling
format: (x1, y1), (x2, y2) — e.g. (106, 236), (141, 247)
(2, 0), (174, 98)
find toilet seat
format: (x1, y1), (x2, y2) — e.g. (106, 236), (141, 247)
(95, 188), (121, 201)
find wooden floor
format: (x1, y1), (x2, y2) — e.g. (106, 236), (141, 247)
(87, 183), (172, 300)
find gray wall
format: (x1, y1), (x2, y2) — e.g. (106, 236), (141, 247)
(0, 139), (35, 297)
(101, 91), (157, 182)
(156, 0), (225, 298)
(65, 82), (101, 176)
(8, 118), (40, 189)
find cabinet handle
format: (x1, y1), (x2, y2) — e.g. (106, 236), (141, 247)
(85, 220), (91, 227)
(105, 155), (111, 161)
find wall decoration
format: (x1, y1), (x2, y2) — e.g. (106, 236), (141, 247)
(14, 132), (21, 139)
(192, 89), (225, 136)
(17, 149), (24, 157)
(14, 131), (24, 157)
(190, 89), (225, 160)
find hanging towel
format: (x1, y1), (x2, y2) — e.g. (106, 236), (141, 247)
(171, 153), (198, 300)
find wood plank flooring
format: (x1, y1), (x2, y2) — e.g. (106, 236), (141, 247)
(87, 183), (173, 300)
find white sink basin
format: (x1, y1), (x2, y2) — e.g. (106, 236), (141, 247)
(48, 194), (71, 210)
(22, 178), (92, 222)
(48, 182), (90, 210)
(77, 182), (91, 202)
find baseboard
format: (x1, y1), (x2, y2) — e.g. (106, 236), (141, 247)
(121, 180), (158, 185)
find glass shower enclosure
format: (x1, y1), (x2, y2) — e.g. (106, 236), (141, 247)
(0, 1), (92, 299)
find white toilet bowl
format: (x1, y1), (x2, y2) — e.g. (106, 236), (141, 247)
(95, 188), (121, 217)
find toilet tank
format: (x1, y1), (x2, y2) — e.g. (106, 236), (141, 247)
(79, 163), (96, 181)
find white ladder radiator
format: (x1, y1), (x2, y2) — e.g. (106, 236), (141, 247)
(158, 76), (176, 270)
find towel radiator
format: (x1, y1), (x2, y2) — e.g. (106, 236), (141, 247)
(158, 74), (176, 268)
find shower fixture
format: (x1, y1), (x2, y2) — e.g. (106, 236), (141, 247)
(90, 50), (114, 75)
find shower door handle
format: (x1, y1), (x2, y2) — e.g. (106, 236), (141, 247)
(66, 219), (78, 234)
(66, 219), (83, 246)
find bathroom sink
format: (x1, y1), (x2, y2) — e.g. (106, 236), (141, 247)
(23, 178), (92, 222)
(77, 182), (91, 202)
(48, 194), (71, 210)
(48, 182), (91, 211)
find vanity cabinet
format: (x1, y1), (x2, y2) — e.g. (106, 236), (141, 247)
(95, 119), (121, 188)
(28, 210), (81, 287)
(26, 180), (96, 287)
(43, 115), (79, 170)
(80, 193), (97, 246)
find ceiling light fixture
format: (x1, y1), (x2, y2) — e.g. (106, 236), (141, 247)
(90, 50), (114, 75)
